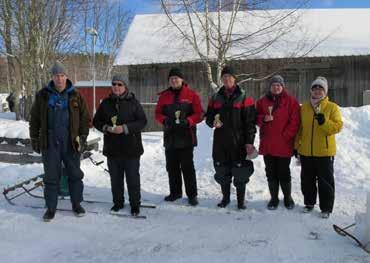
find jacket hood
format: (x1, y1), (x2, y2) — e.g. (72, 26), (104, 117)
(46, 79), (74, 94)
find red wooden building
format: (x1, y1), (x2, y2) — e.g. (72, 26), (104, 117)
(74, 80), (112, 119)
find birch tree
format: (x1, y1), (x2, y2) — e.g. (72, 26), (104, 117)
(0, 0), (81, 119)
(79, 0), (131, 80)
(160, 0), (324, 91)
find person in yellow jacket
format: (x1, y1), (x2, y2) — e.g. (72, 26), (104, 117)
(295, 76), (343, 218)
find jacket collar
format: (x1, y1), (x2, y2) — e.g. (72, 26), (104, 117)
(158, 82), (190, 95)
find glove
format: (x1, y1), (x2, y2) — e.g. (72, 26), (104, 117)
(293, 150), (298, 158)
(31, 139), (40, 154)
(163, 118), (175, 129)
(177, 119), (189, 128)
(77, 135), (88, 153)
(315, 113), (325, 125)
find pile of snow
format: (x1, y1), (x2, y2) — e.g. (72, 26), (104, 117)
(0, 93), (9, 113)
(0, 106), (369, 262)
(0, 118), (100, 141)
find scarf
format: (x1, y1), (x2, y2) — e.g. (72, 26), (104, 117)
(310, 96), (325, 112)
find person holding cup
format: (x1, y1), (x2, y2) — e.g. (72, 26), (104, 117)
(256, 75), (300, 210)
(206, 66), (257, 210)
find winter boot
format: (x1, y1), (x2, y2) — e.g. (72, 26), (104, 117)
(280, 181), (295, 210)
(188, 197), (199, 206)
(43, 209), (55, 222)
(320, 211), (330, 219)
(72, 203), (86, 217)
(302, 205), (314, 213)
(164, 194), (182, 202)
(131, 206), (140, 216)
(111, 204), (124, 212)
(236, 185), (246, 210)
(267, 180), (279, 210)
(217, 184), (231, 208)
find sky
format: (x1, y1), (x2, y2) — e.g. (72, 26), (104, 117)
(121, 0), (370, 15)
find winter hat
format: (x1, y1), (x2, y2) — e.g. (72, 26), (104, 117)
(269, 75), (285, 87)
(50, 61), (66, 75)
(112, 74), (128, 86)
(221, 66), (236, 79)
(168, 67), (184, 80)
(311, 76), (328, 95)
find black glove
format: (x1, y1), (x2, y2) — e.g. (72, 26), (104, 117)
(293, 150), (298, 158)
(177, 119), (189, 128)
(163, 118), (175, 129)
(315, 113), (325, 125)
(31, 139), (40, 154)
(79, 135), (88, 153)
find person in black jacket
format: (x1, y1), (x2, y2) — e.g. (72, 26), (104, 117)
(206, 66), (257, 209)
(93, 75), (147, 216)
(155, 68), (204, 206)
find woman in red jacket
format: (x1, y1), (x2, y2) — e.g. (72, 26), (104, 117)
(256, 75), (300, 210)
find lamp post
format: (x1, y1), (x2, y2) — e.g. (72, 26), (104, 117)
(85, 27), (98, 115)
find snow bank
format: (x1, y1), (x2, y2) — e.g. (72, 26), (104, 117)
(0, 106), (369, 263)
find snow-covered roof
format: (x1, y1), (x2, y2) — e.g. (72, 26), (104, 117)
(115, 8), (370, 65)
(74, 81), (111, 88)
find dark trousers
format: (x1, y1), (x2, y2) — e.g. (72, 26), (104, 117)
(107, 157), (141, 208)
(213, 160), (254, 188)
(263, 155), (291, 184)
(165, 147), (197, 198)
(42, 148), (84, 211)
(300, 155), (335, 212)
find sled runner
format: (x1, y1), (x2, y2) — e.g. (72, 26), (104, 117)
(333, 192), (370, 254)
(333, 224), (369, 253)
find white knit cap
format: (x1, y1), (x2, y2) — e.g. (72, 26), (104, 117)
(311, 76), (328, 95)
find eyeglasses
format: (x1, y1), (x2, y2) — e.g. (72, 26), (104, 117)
(112, 82), (123, 87)
(311, 85), (324, 91)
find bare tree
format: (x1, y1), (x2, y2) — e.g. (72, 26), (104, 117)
(160, 0), (325, 91)
(78, 0), (131, 80)
(0, 0), (84, 119)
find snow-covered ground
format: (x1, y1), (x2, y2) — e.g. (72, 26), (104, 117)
(0, 106), (369, 263)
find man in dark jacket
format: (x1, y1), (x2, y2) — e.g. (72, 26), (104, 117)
(93, 75), (147, 216)
(29, 61), (90, 221)
(155, 68), (203, 206)
(206, 66), (256, 210)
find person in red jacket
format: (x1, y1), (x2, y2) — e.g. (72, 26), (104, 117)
(155, 68), (203, 206)
(256, 75), (300, 210)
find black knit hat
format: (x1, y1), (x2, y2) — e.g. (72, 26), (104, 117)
(269, 75), (285, 87)
(168, 67), (184, 80)
(221, 66), (236, 79)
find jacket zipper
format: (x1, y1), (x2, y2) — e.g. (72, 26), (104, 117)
(311, 113), (315, 156)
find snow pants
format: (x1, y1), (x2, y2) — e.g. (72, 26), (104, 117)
(263, 155), (291, 184)
(300, 155), (335, 212)
(165, 147), (197, 199)
(213, 159), (254, 188)
(107, 157), (141, 208)
(42, 147), (84, 211)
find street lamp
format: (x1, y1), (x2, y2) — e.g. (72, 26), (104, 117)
(85, 27), (98, 115)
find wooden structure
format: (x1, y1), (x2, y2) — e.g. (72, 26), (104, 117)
(74, 81), (112, 120)
(113, 55), (370, 131)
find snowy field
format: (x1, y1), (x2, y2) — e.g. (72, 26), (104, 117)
(0, 106), (369, 263)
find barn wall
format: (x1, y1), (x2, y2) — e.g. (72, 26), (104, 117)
(114, 55), (370, 131)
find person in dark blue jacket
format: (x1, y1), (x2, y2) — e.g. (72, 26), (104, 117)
(30, 61), (90, 222)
